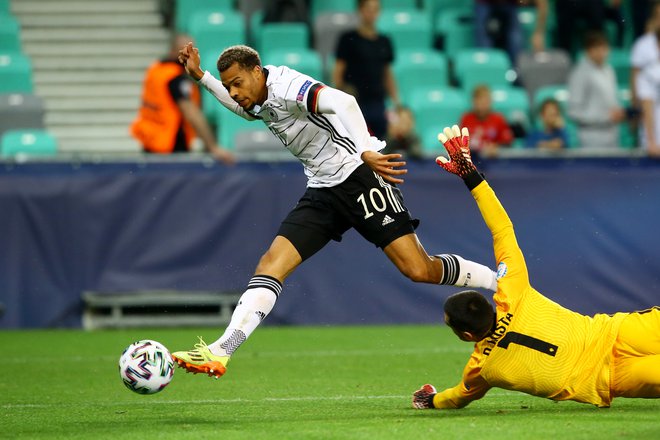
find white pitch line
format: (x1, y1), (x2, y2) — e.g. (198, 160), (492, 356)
(2, 391), (528, 410)
(2, 346), (471, 364)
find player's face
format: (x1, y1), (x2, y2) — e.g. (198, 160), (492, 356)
(359, 0), (380, 26)
(220, 63), (267, 111)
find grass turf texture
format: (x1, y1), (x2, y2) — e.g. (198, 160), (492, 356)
(1, 325), (659, 440)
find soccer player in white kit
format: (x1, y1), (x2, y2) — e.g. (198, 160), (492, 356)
(172, 43), (498, 378)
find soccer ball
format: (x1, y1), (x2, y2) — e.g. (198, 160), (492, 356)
(119, 339), (175, 394)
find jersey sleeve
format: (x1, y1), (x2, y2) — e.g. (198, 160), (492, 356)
(197, 70), (256, 121)
(432, 350), (491, 409)
(284, 73), (326, 114)
(471, 181), (530, 300)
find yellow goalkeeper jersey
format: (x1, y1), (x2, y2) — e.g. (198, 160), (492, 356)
(433, 181), (627, 409)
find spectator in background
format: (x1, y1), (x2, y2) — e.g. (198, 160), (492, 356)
(383, 106), (423, 160)
(474, 0), (548, 64)
(631, 2), (660, 109)
(554, 0), (606, 56)
(525, 98), (568, 149)
(459, 85), (514, 159)
(636, 29), (660, 157)
(567, 31), (624, 149)
(131, 34), (234, 163)
(333, 0), (401, 140)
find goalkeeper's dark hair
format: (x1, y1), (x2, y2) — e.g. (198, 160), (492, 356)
(217, 45), (262, 73)
(444, 291), (494, 337)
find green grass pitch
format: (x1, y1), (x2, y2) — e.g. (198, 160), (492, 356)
(1, 325), (659, 439)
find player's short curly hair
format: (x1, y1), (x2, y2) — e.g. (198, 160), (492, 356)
(444, 291), (494, 338)
(217, 45), (262, 73)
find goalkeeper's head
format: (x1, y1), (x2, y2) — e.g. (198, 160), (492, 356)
(444, 291), (495, 342)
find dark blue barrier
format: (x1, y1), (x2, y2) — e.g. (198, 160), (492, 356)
(1, 158), (659, 328)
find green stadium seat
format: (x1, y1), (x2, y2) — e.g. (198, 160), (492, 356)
(393, 50), (448, 103)
(0, 52), (33, 93)
(0, 0), (9, 15)
(310, 0), (354, 20)
(189, 10), (246, 57)
(216, 108), (265, 149)
(380, 0), (417, 11)
(0, 15), (21, 52)
(175, 0), (235, 32)
(378, 10), (433, 52)
(490, 86), (531, 130)
(258, 23), (309, 54)
(408, 86), (468, 152)
(609, 48), (631, 87)
(454, 49), (513, 92)
(263, 49), (323, 80)
(423, 0), (467, 22)
(1, 129), (57, 157)
(435, 7), (474, 59)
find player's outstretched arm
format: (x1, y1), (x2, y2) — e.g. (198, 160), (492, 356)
(436, 125), (530, 290)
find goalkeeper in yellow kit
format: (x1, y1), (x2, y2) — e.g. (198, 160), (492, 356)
(412, 125), (660, 410)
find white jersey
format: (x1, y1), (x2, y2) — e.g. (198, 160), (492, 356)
(199, 65), (384, 188)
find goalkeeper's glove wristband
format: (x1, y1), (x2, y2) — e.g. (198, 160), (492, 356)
(464, 169), (485, 191)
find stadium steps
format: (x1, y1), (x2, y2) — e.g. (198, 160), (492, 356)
(12, 0), (168, 153)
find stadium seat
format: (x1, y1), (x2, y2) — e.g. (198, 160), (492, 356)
(408, 87), (468, 152)
(609, 48), (631, 87)
(263, 49), (323, 80)
(234, 130), (288, 161)
(0, 15), (21, 52)
(0, 93), (45, 137)
(216, 107), (264, 149)
(393, 50), (448, 102)
(380, 0), (418, 11)
(378, 10), (433, 52)
(423, 0), (466, 21)
(313, 12), (358, 67)
(454, 49), (513, 92)
(435, 7), (474, 59)
(310, 0), (354, 20)
(258, 23), (310, 54)
(516, 49), (571, 100)
(175, 0), (235, 32)
(188, 10), (246, 57)
(0, 52), (33, 93)
(490, 86), (531, 131)
(1, 129), (57, 157)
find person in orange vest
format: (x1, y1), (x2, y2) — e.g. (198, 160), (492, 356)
(131, 34), (234, 163)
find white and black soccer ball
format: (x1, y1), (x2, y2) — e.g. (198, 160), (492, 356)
(119, 339), (175, 395)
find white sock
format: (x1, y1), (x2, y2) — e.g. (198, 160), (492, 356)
(208, 275), (281, 357)
(435, 254), (497, 292)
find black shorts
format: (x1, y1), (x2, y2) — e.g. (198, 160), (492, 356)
(278, 163), (419, 261)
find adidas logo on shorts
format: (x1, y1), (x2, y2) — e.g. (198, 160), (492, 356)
(382, 215), (395, 226)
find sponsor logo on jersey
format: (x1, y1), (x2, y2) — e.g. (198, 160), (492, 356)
(496, 262), (507, 280)
(382, 215), (395, 226)
(297, 80), (312, 102)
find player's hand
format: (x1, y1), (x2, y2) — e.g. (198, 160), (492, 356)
(361, 150), (407, 184)
(435, 125), (477, 179)
(178, 42), (204, 81)
(412, 384), (437, 409)
(209, 145), (236, 165)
